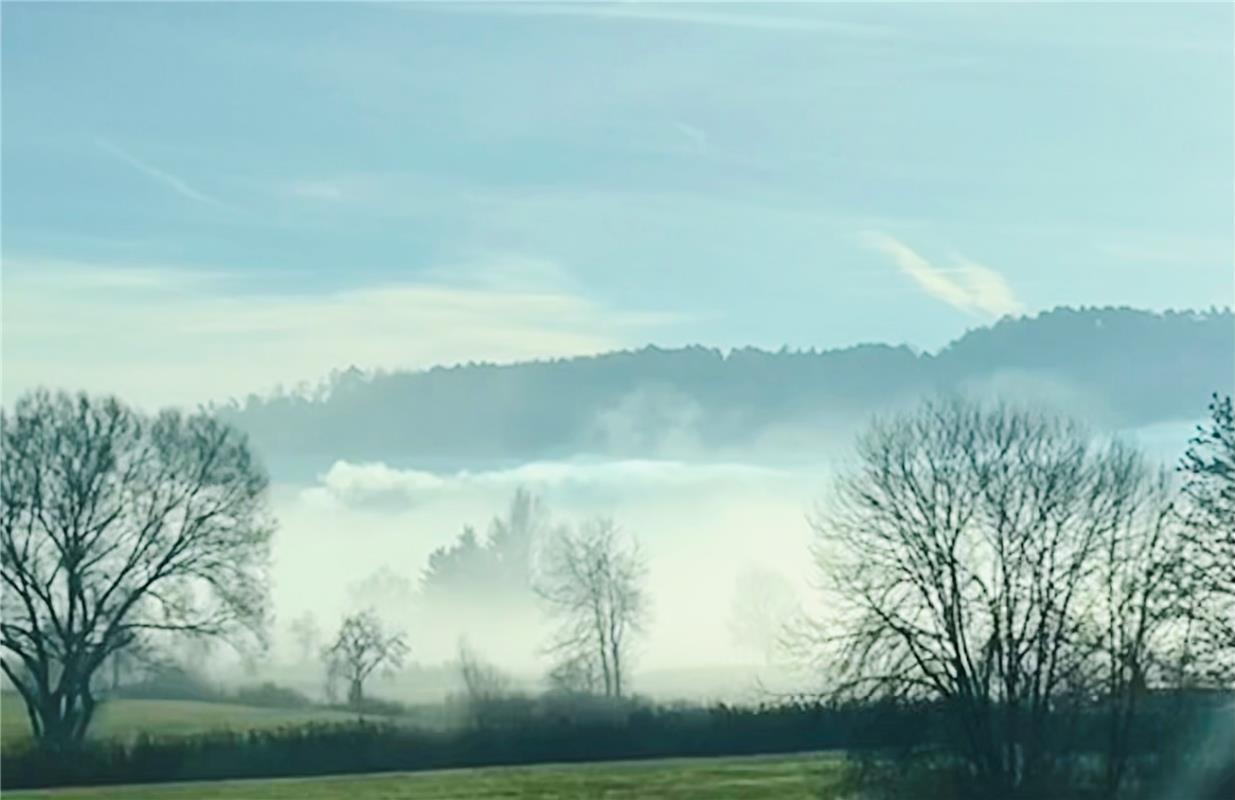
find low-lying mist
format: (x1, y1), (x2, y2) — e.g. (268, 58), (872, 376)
(264, 457), (825, 698)
(223, 408), (1200, 705)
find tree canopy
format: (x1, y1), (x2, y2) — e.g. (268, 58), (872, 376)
(1, 390), (273, 749)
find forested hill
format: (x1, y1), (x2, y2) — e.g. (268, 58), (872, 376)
(218, 307), (1234, 470)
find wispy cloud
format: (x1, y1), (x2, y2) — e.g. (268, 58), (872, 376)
(671, 121), (710, 153)
(863, 231), (1023, 318)
(96, 139), (221, 206)
(5, 257), (221, 292)
(283, 178), (349, 202)
(2, 257), (680, 407)
(429, 4), (896, 38)
(424, 254), (580, 294)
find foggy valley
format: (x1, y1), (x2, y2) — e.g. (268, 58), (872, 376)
(3, 3), (1232, 798)
(202, 307), (1231, 702)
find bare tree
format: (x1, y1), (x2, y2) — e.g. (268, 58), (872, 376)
(807, 397), (1183, 796)
(288, 612), (322, 665)
(545, 650), (601, 695)
(728, 566), (801, 664)
(0, 390), (273, 750)
(322, 610), (408, 706)
(1089, 468), (1187, 796)
(455, 638), (512, 727)
(536, 518), (647, 698)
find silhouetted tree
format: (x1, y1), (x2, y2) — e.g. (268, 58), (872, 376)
(807, 397), (1183, 796)
(1089, 468), (1182, 796)
(1180, 393), (1235, 675)
(322, 610), (407, 706)
(0, 390), (272, 750)
(537, 518), (647, 698)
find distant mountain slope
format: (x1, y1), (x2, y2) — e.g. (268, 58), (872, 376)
(218, 307), (1234, 471)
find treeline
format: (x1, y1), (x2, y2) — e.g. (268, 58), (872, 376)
(105, 669), (314, 710)
(217, 307), (1233, 467)
(4, 696), (1230, 791)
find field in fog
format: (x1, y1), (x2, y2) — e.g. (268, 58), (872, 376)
(1, 752), (841, 800)
(0, 697), (357, 747)
(244, 416), (1197, 702)
(264, 458), (823, 683)
(4, 2), (1231, 794)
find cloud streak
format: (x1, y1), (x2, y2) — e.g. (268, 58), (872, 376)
(1, 257), (679, 408)
(307, 458), (805, 512)
(97, 139), (221, 206)
(429, 3), (896, 38)
(863, 231), (1024, 318)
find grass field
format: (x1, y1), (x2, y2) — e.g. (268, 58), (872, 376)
(0, 697), (362, 746)
(1, 695), (847, 798)
(2, 752), (844, 799)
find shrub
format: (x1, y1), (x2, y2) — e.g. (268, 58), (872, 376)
(231, 682), (312, 709)
(112, 666), (221, 702)
(3, 698), (1228, 792)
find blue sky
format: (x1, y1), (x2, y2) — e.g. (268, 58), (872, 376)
(2, 2), (1232, 406)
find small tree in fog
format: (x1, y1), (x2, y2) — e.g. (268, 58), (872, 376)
(457, 639), (510, 701)
(322, 610), (407, 706)
(0, 390), (273, 750)
(537, 518), (647, 698)
(545, 651), (601, 695)
(289, 612), (322, 665)
(728, 566), (800, 664)
(421, 489), (548, 606)
(807, 397), (1185, 796)
(455, 638), (512, 727)
(347, 567), (413, 619)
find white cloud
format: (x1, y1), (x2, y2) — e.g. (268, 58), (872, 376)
(863, 231), (1024, 317)
(307, 457), (804, 511)
(424, 254), (579, 294)
(0, 258), (678, 408)
(283, 179), (348, 202)
(96, 139), (221, 207)
(427, 4), (896, 38)
(671, 121), (711, 153)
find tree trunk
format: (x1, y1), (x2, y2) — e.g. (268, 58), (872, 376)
(610, 641), (622, 698)
(32, 689), (93, 752)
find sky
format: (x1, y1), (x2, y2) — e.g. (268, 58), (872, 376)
(4, 3), (1227, 686)
(3, 2), (1232, 408)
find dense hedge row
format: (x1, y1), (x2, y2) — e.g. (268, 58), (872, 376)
(2, 702), (931, 789)
(4, 699), (1230, 790)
